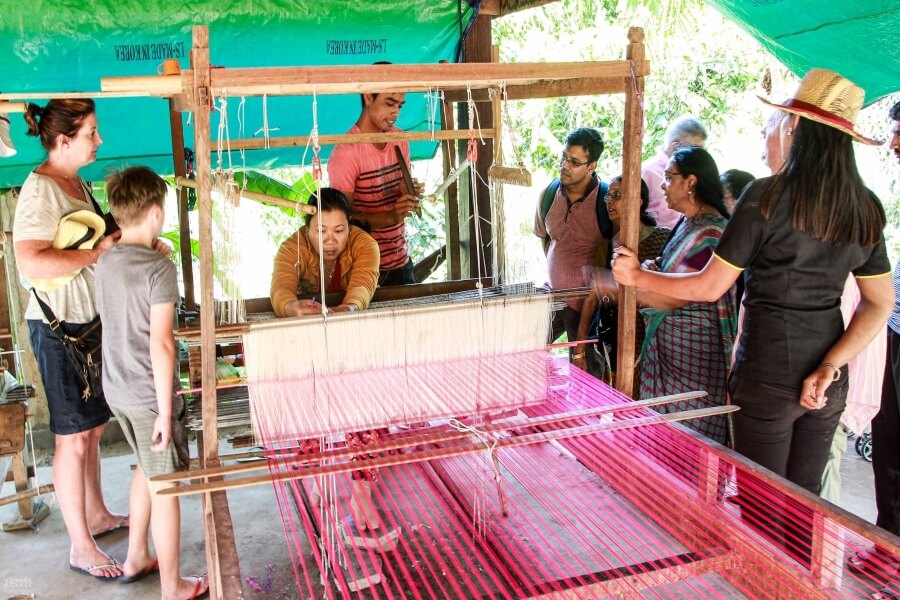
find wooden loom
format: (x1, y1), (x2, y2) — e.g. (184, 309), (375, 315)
(6, 20), (894, 599)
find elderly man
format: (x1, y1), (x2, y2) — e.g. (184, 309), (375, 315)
(642, 115), (708, 228)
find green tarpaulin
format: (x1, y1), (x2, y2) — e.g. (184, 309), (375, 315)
(0, 1), (475, 187)
(704, 0), (900, 105)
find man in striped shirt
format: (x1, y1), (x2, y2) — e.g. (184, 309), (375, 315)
(328, 89), (421, 286)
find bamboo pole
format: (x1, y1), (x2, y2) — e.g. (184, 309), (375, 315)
(158, 405), (738, 497)
(174, 177), (316, 214)
(153, 390), (710, 484)
(0, 484), (55, 508)
(0, 102), (26, 113)
(225, 128), (496, 151)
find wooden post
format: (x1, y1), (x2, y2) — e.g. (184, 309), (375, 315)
(442, 98), (462, 280)
(616, 27), (645, 398)
(191, 25), (243, 600)
(462, 12), (495, 280)
(490, 45), (505, 285)
(0, 194), (48, 425)
(168, 98), (196, 311)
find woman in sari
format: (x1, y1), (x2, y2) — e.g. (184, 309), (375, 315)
(635, 146), (736, 445)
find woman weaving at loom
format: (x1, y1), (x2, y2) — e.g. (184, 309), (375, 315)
(270, 187), (379, 316)
(612, 69), (893, 496)
(270, 187), (393, 532)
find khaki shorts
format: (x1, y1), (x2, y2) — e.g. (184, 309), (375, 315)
(111, 395), (190, 479)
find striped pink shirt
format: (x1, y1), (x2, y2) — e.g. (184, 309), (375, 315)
(328, 125), (411, 271)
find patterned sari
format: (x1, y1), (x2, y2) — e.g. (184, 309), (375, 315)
(639, 214), (737, 445)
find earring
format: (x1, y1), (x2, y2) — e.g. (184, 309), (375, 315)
(787, 128), (793, 136)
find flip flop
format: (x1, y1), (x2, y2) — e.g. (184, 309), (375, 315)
(188, 573), (210, 599)
(91, 514), (130, 538)
(68, 560), (122, 581)
(119, 559), (159, 584)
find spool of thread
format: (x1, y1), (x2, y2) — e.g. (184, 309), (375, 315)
(157, 59), (181, 76)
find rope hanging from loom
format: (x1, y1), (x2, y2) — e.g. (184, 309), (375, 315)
(212, 92), (245, 324)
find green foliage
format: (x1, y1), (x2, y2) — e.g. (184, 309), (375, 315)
(494, 0), (770, 183)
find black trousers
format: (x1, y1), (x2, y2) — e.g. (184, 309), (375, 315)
(873, 327), (900, 536)
(729, 370), (847, 495)
(730, 370), (847, 567)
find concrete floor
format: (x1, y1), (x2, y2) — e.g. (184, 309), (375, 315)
(0, 432), (882, 599)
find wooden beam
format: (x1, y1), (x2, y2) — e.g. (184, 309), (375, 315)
(99, 60), (650, 98)
(463, 13), (495, 280)
(191, 26), (244, 600)
(168, 99), (196, 311)
(444, 77), (629, 102)
(615, 27), (645, 399)
(490, 45), (506, 283)
(224, 128), (496, 151)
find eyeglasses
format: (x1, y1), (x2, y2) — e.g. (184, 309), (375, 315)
(605, 190), (623, 203)
(559, 155), (591, 169)
(663, 171), (684, 184)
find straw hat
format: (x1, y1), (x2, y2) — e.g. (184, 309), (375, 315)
(31, 210), (106, 292)
(758, 68), (879, 145)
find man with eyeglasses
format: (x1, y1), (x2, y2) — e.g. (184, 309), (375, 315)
(534, 127), (611, 373)
(641, 115), (708, 229)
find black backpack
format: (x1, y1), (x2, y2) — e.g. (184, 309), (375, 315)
(539, 178), (612, 252)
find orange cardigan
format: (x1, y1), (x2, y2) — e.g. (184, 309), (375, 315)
(270, 225), (380, 316)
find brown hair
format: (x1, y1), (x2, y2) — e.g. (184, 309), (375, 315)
(24, 99), (96, 151)
(105, 166), (168, 227)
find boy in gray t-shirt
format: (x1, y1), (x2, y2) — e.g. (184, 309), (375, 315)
(95, 167), (207, 597)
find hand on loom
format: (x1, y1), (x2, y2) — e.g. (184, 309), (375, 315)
(286, 298), (323, 316)
(611, 245), (641, 286)
(329, 303), (359, 313)
(590, 268), (618, 302)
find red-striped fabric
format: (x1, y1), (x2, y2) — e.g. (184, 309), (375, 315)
(328, 125), (411, 271)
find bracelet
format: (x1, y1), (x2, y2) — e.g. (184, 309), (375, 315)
(820, 362), (841, 382)
(572, 353), (585, 359)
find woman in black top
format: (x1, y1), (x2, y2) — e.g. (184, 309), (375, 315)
(612, 68), (892, 494)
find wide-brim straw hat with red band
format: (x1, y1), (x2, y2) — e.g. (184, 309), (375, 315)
(758, 68), (880, 145)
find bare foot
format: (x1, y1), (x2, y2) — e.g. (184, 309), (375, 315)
(350, 479), (379, 530)
(164, 573), (208, 600)
(69, 548), (122, 579)
(89, 512), (129, 537)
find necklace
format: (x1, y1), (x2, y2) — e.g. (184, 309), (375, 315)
(324, 262), (336, 281)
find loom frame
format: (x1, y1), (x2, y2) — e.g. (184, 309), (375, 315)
(153, 26), (900, 594)
(75, 22), (650, 597)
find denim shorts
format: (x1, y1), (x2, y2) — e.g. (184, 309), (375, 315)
(28, 319), (110, 435)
